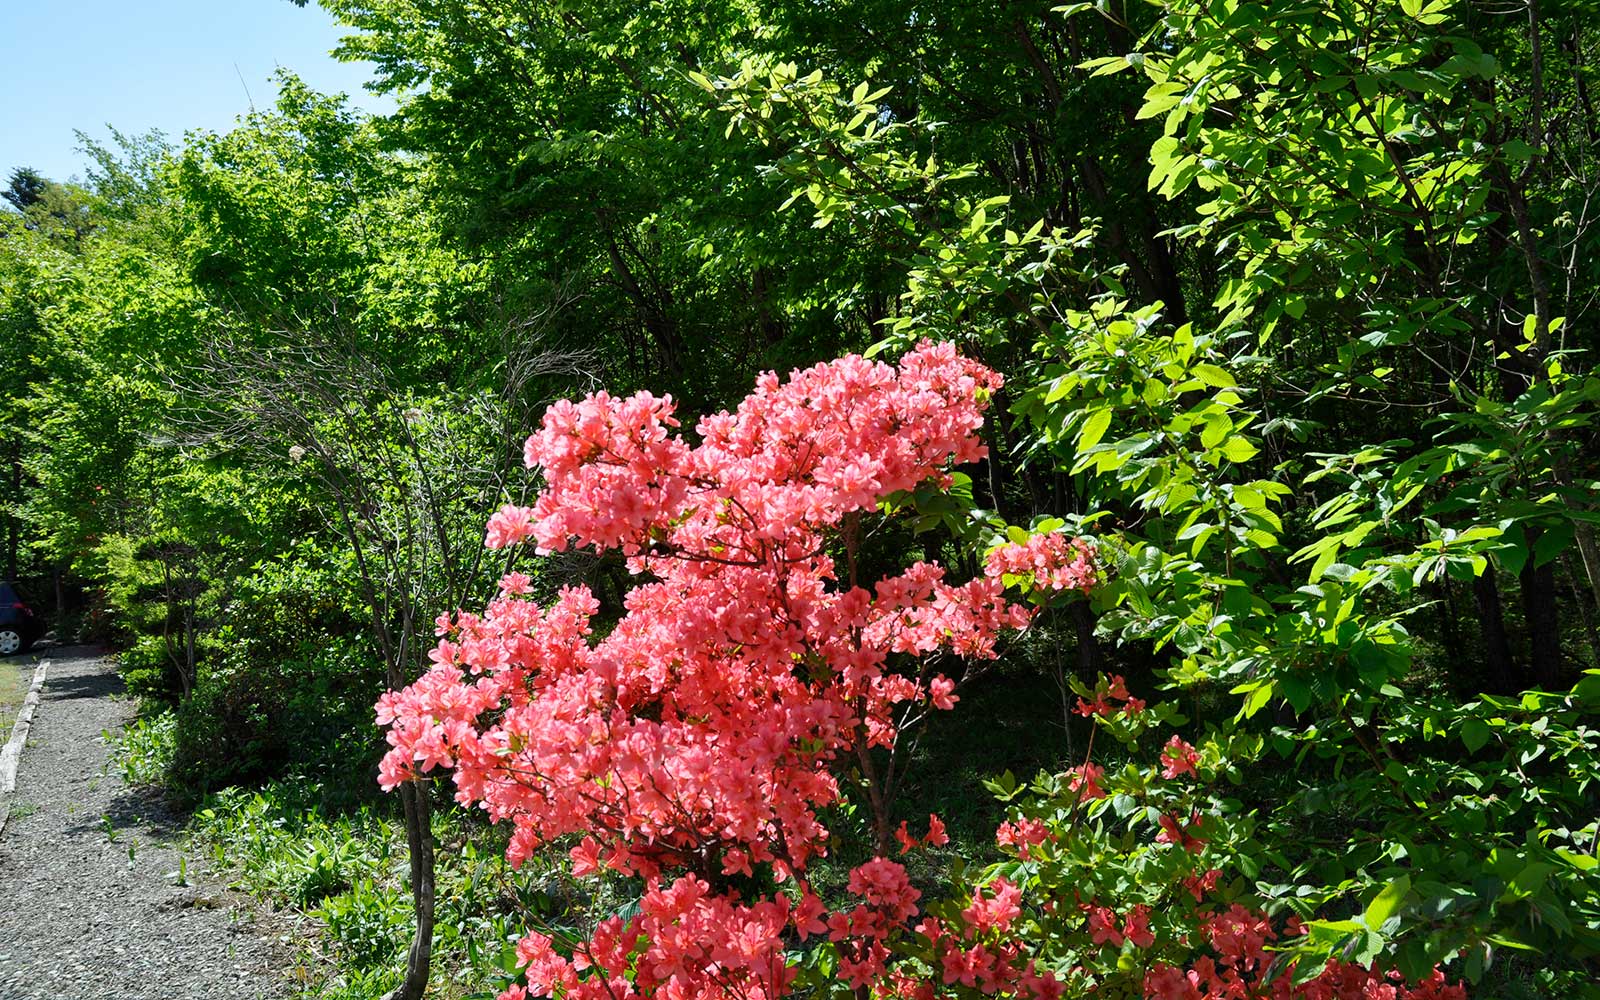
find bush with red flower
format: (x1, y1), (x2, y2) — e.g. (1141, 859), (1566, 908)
(375, 342), (1096, 1000)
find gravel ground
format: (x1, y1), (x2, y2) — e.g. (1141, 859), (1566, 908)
(0, 646), (290, 1000)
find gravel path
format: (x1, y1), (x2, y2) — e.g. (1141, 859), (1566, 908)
(0, 647), (289, 1000)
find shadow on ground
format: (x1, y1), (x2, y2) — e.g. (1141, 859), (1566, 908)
(61, 783), (187, 842)
(35, 664), (121, 704)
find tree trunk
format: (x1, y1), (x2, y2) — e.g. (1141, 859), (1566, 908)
(603, 230), (682, 375)
(1573, 522), (1600, 619)
(389, 779), (436, 1000)
(1520, 543), (1563, 688)
(1435, 579), (1463, 667)
(375, 623), (437, 1000)
(1070, 600), (1102, 675)
(1472, 565), (1517, 693)
(752, 267), (784, 346)
(5, 448), (18, 581)
(855, 739), (897, 859)
(1563, 553), (1600, 670)
(182, 595), (197, 699)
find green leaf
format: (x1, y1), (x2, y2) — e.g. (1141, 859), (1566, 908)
(1280, 674), (1313, 713)
(1364, 874), (1410, 930)
(1395, 939), (1433, 983)
(1495, 528), (1529, 577)
(1200, 412), (1232, 449)
(1238, 682), (1274, 719)
(1533, 522), (1574, 567)
(1460, 718), (1491, 753)
(1079, 408), (1113, 451)
(1219, 437), (1259, 463)
(1192, 363), (1237, 389)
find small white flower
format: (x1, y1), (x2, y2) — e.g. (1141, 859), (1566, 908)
(288, 445), (307, 463)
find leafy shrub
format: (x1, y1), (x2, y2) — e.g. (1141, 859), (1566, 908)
(108, 710), (177, 788)
(166, 634), (381, 799)
(315, 877), (411, 967)
(194, 784), (395, 904)
(168, 664), (294, 796)
(117, 634), (180, 703)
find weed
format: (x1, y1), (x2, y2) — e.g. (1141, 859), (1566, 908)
(108, 712), (177, 788)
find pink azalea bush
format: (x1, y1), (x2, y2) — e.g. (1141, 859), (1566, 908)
(375, 342), (1464, 1000)
(376, 342), (1093, 1000)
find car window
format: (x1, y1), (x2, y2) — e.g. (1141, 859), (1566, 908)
(0, 583), (15, 604)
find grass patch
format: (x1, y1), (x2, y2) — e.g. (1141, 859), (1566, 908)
(187, 778), (639, 1000)
(0, 658), (32, 729)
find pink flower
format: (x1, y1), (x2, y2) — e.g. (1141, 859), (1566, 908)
(499, 571), (534, 595)
(485, 503), (535, 548)
(1124, 904), (1155, 948)
(1143, 965), (1202, 1000)
(1067, 762), (1106, 801)
(995, 817), (1051, 859)
(1182, 868), (1222, 902)
(986, 534), (1098, 594)
(1075, 674), (1142, 718)
(961, 877), (1022, 934)
(848, 858), (921, 922)
(894, 821), (918, 854)
(793, 890), (827, 940)
(1019, 964), (1065, 1000)
(1087, 905), (1123, 947)
(1161, 735), (1199, 779)
(1156, 810), (1208, 852)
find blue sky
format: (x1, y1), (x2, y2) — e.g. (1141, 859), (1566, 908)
(1, 1), (391, 184)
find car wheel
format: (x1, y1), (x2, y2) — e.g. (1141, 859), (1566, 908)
(0, 628), (21, 656)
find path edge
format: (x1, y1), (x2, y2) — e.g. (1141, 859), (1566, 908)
(0, 657), (52, 837)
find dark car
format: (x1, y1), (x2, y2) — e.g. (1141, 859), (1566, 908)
(0, 581), (40, 656)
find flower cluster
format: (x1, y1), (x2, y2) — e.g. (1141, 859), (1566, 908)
(994, 817), (1052, 859)
(857, 680), (1466, 1000)
(985, 533), (1097, 593)
(502, 875), (796, 1000)
(912, 877), (1064, 1000)
(1160, 736), (1200, 779)
(895, 814), (950, 854)
(1142, 906), (1468, 1000)
(1074, 673), (1146, 718)
(1086, 904), (1155, 949)
(829, 859), (926, 987)
(376, 343), (1099, 1000)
